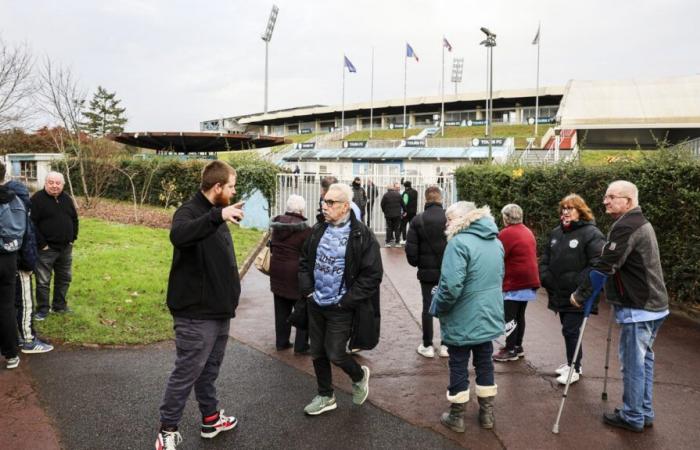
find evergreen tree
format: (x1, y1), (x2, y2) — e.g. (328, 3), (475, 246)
(82, 86), (128, 136)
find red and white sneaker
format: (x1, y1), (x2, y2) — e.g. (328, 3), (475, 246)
(200, 409), (238, 439)
(155, 429), (182, 450)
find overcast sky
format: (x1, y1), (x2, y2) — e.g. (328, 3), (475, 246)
(1, 0), (698, 131)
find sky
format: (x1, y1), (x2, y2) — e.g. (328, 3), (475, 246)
(1, 0), (698, 132)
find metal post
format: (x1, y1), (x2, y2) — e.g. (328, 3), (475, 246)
(264, 41), (269, 113)
(488, 43), (493, 163)
(441, 40), (445, 137)
(403, 52), (408, 138)
(370, 47), (375, 139)
(534, 30), (540, 137)
(341, 55), (346, 139)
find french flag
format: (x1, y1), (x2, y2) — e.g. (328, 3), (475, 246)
(443, 37), (452, 52)
(406, 43), (419, 62)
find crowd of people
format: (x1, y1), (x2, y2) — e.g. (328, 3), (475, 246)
(1, 163), (79, 370)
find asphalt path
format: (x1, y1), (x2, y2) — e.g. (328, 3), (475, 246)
(26, 341), (461, 450)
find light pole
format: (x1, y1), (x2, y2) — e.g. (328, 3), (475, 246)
(261, 5), (279, 115)
(480, 27), (496, 163)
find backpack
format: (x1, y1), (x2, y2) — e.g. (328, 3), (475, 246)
(0, 196), (27, 253)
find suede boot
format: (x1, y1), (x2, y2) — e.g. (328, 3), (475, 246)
(475, 384), (497, 429)
(440, 403), (466, 433)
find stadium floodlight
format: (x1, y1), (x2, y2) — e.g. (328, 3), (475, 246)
(262, 5), (279, 114)
(479, 27), (496, 163)
(451, 57), (464, 95)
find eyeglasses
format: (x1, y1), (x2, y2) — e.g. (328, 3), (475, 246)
(323, 199), (345, 207)
(603, 194), (629, 201)
(561, 206), (575, 212)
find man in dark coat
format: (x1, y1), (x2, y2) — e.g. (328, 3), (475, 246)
(399, 180), (418, 244)
(405, 186), (447, 358)
(30, 171), (78, 319)
(299, 183), (383, 416)
(365, 179), (378, 227)
(156, 161), (243, 450)
(380, 183), (403, 247)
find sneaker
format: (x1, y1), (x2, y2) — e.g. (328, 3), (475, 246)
(416, 344), (435, 358)
(155, 429), (182, 450)
(6, 356), (20, 369)
(493, 348), (519, 362)
(34, 311), (48, 321)
(515, 346), (525, 357)
(21, 338), (54, 354)
(304, 394), (337, 416)
(438, 345), (449, 358)
(556, 367), (581, 385)
(200, 409), (238, 438)
(352, 365), (370, 405)
(555, 364), (582, 375)
(399, 240), (407, 246)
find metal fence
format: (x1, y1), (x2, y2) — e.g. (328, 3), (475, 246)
(273, 172), (456, 235)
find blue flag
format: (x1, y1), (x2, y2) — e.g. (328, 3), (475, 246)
(406, 43), (419, 62)
(344, 55), (357, 73)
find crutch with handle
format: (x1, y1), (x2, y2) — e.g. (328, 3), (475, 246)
(552, 270), (608, 434)
(601, 306), (615, 401)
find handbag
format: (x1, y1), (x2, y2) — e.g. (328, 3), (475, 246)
(254, 240), (271, 275)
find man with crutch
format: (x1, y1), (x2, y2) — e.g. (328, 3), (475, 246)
(570, 180), (669, 433)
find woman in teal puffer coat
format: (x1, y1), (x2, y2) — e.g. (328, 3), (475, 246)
(431, 201), (504, 433)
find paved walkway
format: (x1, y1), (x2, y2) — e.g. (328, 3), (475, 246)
(2, 246), (700, 449)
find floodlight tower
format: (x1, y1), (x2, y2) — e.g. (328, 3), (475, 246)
(261, 5), (279, 114)
(451, 57), (464, 96)
(480, 27), (496, 163)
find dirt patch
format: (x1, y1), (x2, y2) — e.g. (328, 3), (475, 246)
(77, 198), (173, 229)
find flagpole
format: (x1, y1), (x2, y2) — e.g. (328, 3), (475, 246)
(441, 37), (445, 137)
(342, 55), (346, 139)
(403, 46), (408, 139)
(534, 23), (541, 139)
(370, 47), (375, 139)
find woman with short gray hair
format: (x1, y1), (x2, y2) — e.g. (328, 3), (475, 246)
(493, 204), (540, 363)
(268, 194), (312, 353)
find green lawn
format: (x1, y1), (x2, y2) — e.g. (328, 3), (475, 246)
(35, 218), (264, 345)
(579, 149), (647, 166)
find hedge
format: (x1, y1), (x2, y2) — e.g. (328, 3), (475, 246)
(57, 154), (281, 209)
(454, 151), (700, 307)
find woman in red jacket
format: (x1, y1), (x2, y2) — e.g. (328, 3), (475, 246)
(269, 195), (313, 353)
(493, 204), (540, 362)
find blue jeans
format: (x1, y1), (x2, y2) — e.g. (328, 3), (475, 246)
(618, 317), (665, 428)
(447, 341), (494, 395)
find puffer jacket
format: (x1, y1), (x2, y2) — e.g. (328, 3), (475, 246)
(405, 202), (447, 283)
(431, 207), (505, 346)
(269, 212), (312, 299)
(540, 220), (605, 313)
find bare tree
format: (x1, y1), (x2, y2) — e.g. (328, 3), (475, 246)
(0, 37), (35, 130)
(116, 158), (162, 222)
(36, 57), (88, 205)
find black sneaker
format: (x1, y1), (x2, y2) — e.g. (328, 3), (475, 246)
(603, 411), (644, 433)
(614, 408), (653, 428)
(493, 348), (519, 362)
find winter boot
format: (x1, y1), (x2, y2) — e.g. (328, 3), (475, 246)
(476, 384), (497, 429)
(440, 389), (469, 433)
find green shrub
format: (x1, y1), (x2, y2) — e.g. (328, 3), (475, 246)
(454, 150), (700, 306)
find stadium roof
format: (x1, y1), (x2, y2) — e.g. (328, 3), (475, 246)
(109, 131), (286, 153)
(557, 75), (700, 129)
(282, 145), (512, 161)
(234, 86), (565, 124)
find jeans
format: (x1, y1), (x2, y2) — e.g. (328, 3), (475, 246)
(0, 253), (19, 359)
(619, 317), (665, 428)
(559, 312), (584, 371)
(504, 300), (528, 349)
(160, 317), (230, 427)
(447, 341), (494, 395)
(385, 216), (401, 244)
(35, 244), (73, 313)
(308, 301), (364, 397)
(273, 294), (309, 351)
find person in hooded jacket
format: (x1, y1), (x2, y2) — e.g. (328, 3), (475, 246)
(431, 201), (504, 433)
(539, 194), (605, 385)
(399, 180), (418, 244)
(269, 194), (312, 353)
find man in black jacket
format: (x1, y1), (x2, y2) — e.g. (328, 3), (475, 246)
(380, 183), (403, 247)
(156, 161), (244, 450)
(299, 183), (383, 416)
(399, 180), (418, 244)
(405, 186), (447, 358)
(30, 172), (78, 320)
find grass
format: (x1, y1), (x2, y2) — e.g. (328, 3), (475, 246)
(35, 218), (264, 345)
(579, 149), (647, 166)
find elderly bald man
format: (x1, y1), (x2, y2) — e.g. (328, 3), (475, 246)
(30, 172), (79, 320)
(572, 180), (669, 433)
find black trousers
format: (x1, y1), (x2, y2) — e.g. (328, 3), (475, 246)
(385, 216), (401, 244)
(420, 282), (439, 347)
(559, 311), (584, 371)
(504, 300), (528, 349)
(400, 213), (415, 241)
(0, 253), (19, 360)
(308, 301), (364, 397)
(273, 294), (308, 351)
